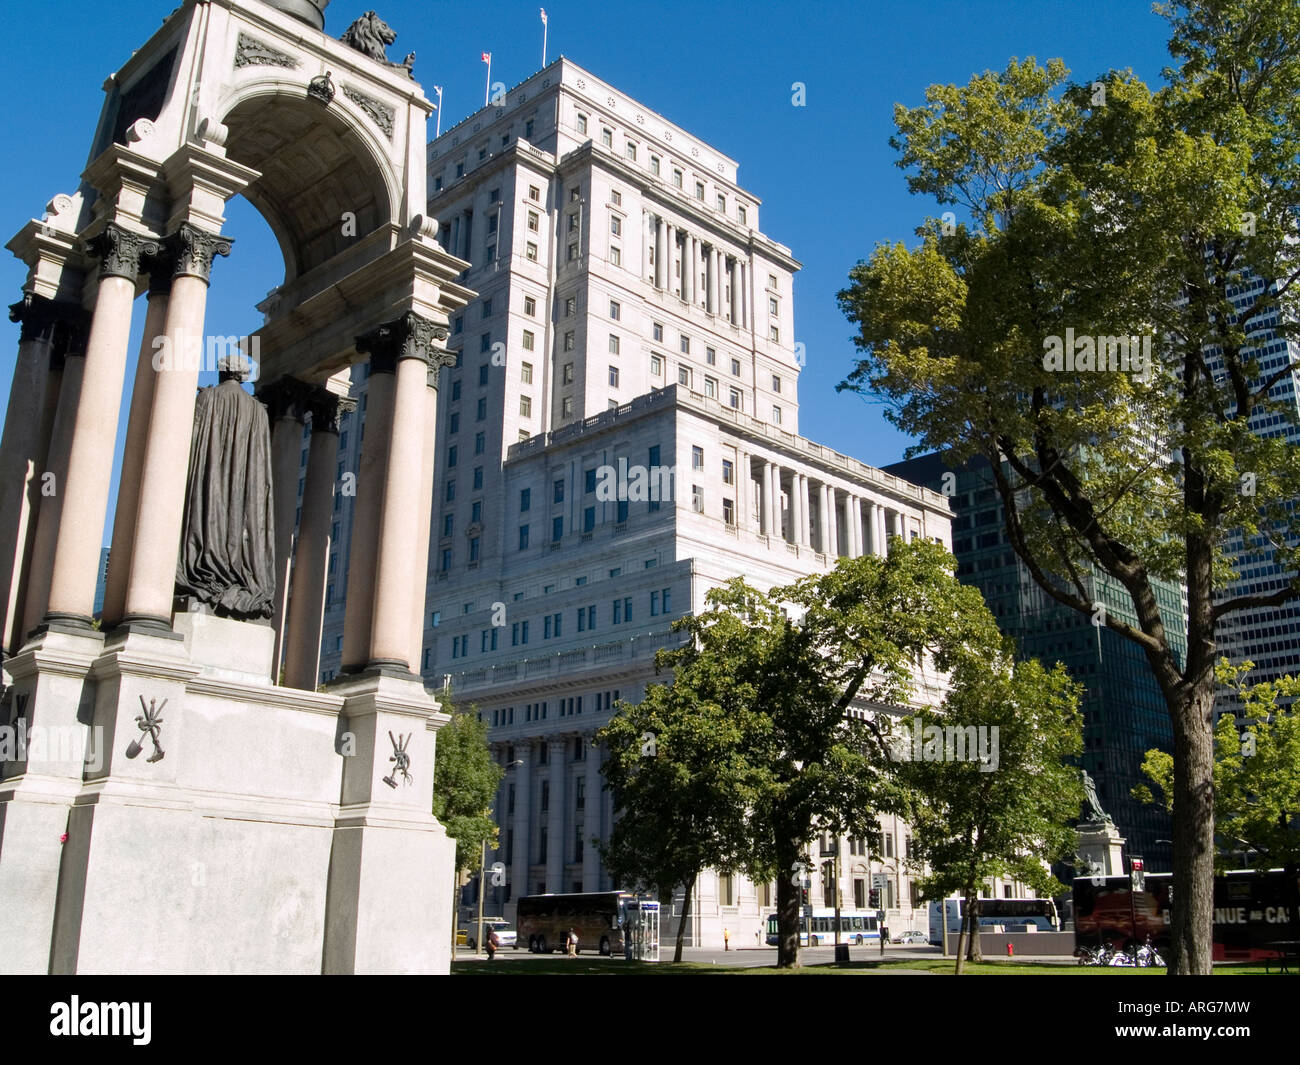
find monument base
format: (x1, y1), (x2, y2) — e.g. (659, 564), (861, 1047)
(0, 617), (455, 974)
(1077, 819), (1127, 877)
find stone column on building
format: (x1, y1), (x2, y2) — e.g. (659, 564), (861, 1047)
(0, 297), (83, 651)
(799, 474), (811, 546)
(878, 505), (890, 556)
(27, 224), (158, 633)
(283, 390), (352, 690)
(409, 361), (442, 671)
(511, 745), (532, 906)
(740, 261), (749, 329)
(100, 270), (172, 628)
(690, 234), (701, 306)
(641, 211), (651, 281)
(708, 247), (720, 314)
(790, 472), (804, 549)
(773, 463), (785, 542)
(353, 313), (453, 673)
(829, 487), (841, 558)
(546, 737), (567, 892)
(664, 223), (676, 296)
(118, 223), (233, 632)
(760, 460), (774, 538)
(849, 496), (862, 558)
(261, 377), (311, 671)
(654, 217), (666, 289)
(582, 735), (602, 891)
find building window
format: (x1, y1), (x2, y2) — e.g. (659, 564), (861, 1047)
(525, 242), (538, 261)
(527, 211), (539, 233)
(770, 325), (780, 342)
(769, 297), (779, 316)
(609, 299), (621, 320)
(485, 243), (495, 262)
(723, 497), (735, 525)
(553, 478), (565, 503)
(607, 365), (620, 388)
(737, 204), (747, 225)
(602, 128), (613, 148)
(609, 334), (620, 355)
(611, 216), (622, 236)
(564, 331), (575, 352)
(729, 388), (742, 410)
(476, 397), (487, 421)
(469, 537), (480, 562)
(678, 366), (691, 388)
(612, 596), (632, 624)
(695, 181), (705, 200)
(680, 335), (690, 354)
(480, 333), (492, 354)
(522, 329), (535, 351)
(772, 374), (782, 392)
(473, 466), (483, 490)
(570, 187), (581, 203)
(564, 296), (576, 317)
(716, 193), (726, 211)
(449, 412), (460, 434)
(520, 488), (531, 512)
(692, 445), (704, 470)
(520, 396), (532, 417)
(567, 242), (578, 261)
(584, 506), (596, 533)
(475, 431), (486, 454)
(577, 113), (587, 134)
(706, 346), (716, 365)
(443, 513), (454, 537)
(730, 357), (741, 376)
(552, 515), (564, 542)
(650, 155), (660, 175)
(722, 458), (734, 484)
(524, 118), (535, 138)
(479, 364), (490, 385)
(650, 354), (663, 376)
(446, 480), (456, 502)
(521, 361), (533, 384)
(561, 395), (573, 419)
(529, 185), (541, 201)
(704, 376), (717, 399)
(625, 143), (637, 162)
(692, 484), (704, 513)
(447, 445), (458, 468)
(672, 168), (683, 188)
(563, 362), (574, 384)
(451, 380), (461, 401)
(610, 246), (621, 266)
(585, 468), (597, 494)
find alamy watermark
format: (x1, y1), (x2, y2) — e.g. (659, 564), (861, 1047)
(887, 720), (1000, 772)
(152, 329), (261, 381)
(0, 718), (104, 772)
(1042, 328), (1154, 383)
(594, 459), (676, 503)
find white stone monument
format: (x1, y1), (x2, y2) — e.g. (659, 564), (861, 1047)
(0, 0), (472, 974)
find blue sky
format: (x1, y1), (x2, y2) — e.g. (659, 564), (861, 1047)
(0, 1), (1176, 543)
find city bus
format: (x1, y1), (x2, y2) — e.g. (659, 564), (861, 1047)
(1072, 868), (1299, 960)
(517, 891), (647, 955)
(928, 897), (1059, 943)
(765, 908), (882, 946)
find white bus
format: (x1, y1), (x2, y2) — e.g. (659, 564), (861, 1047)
(765, 908), (882, 946)
(927, 897), (1058, 943)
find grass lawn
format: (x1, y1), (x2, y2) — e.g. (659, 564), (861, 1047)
(452, 956), (1279, 976)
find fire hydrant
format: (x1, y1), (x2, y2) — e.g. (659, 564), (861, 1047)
(1006, 942), (1015, 957)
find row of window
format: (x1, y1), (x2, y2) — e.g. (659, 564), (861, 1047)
(455, 592), (672, 658)
(575, 111), (749, 224)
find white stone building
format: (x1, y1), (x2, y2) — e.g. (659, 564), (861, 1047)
(316, 58), (1028, 946)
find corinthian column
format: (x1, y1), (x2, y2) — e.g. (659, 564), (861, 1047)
(283, 390), (352, 690)
(32, 225), (157, 631)
(120, 224), (232, 632)
(350, 313), (453, 672)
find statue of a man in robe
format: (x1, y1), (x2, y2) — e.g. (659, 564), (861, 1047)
(175, 356), (276, 619)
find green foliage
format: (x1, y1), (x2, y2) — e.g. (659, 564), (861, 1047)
(432, 697), (504, 874)
(1136, 660), (1300, 871)
(837, 0), (1300, 974)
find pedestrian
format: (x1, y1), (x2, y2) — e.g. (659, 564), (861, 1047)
(487, 929), (499, 961)
(566, 928), (579, 956)
(755, 928), (761, 947)
(723, 927), (730, 951)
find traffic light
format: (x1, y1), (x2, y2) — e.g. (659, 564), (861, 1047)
(799, 885), (809, 907)
(868, 888), (880, 908)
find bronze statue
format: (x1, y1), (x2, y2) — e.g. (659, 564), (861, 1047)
(1080, 768), (1111, 824)
(339, 11), (415, 79)
(175, 358), (276, 620)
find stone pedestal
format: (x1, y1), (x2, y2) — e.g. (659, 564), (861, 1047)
(1077, 819), (1127, 877)
(322, 672), (455, 974)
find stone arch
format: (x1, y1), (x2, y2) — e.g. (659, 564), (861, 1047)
(218, 84), (399, 283)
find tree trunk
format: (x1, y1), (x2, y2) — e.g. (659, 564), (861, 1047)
(967, 895), (982, 962)
(1167, 677), (1216, 975)
(673, 871), (696, 963)
(776, 849), (802, 969)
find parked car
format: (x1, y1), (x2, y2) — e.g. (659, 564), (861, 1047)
(893, 930), (928, 944)
(467, 917), (517, 950)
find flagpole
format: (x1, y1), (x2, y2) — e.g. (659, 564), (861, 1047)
(434, 85), (443, 138)
(542, 12), (548, 66)
(484, 54), (491, 107)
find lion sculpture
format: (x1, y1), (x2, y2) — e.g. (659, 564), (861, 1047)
(339, 11), (415, 79)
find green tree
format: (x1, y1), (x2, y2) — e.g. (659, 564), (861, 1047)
(597, 634), (758, 962)
(432, 698), (504, 876)
(1136, 661), (1300, 938)
(902, 652), (1084, 974)
(837, 1), (1300, 973)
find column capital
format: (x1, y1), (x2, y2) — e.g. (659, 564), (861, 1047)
(306, 388), (356, 435)
(355, 312), (454, 375)
(8, 293), (89, 360)
(166, 222), (233, 284)
(256, 375), (315, 423)
(85, 223), (160, 282)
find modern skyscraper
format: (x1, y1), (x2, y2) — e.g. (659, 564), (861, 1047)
(884, 453), (1184, 870)
(313, 58), (987, 945)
